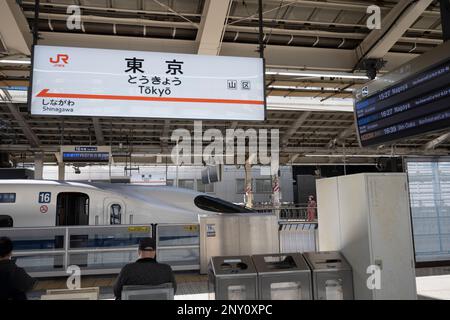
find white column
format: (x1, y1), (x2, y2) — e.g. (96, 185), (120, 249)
(34, 152), (44, 180)
(244, 162), (253, 208)
(271, 158), (281, 219)
(58, 162), (65, 181)
(271, 173), (281, 208)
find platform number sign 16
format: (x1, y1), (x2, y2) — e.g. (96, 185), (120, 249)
(39, 192), (51, 204)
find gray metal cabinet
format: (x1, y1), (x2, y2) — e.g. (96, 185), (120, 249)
(316, 173), (417, 300)
(199, 213), (279, 274)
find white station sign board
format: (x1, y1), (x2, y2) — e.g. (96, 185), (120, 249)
(30, 45), (265, 120)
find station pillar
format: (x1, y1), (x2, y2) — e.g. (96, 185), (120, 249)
(271, 173), (281, 208)
(244, 162), (253, 208)
(34, 152), (44, 180)
(271, 165), (281, 219)
(58, 162), (65, 181)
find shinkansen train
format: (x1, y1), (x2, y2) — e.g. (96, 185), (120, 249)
(0, 180), (252, 228)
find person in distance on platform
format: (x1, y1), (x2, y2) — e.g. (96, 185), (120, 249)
(113, 237), (177, 299)
(306, 195), (317, 222)
(0, 237), (36, 300)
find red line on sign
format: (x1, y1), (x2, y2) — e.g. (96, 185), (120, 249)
(36, 89), (264, 105)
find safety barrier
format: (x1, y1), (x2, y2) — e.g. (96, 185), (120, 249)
(2, 220), (316, 278)
(1, 224), (200, 277)
(156, 224), (200, 271)
(1, 225), (154, 277)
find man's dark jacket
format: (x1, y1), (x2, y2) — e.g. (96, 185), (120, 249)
(113, 258), (177, 299)
(0, 259), (36, 300)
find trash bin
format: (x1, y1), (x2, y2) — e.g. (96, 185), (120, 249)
(252, 253), (312, 300)
(303, 251), (354, 300)
(208, 256), (258, 300)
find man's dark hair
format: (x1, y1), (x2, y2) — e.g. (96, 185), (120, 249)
(0, 237), (13, 258)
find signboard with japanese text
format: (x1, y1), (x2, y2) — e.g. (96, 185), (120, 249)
(30, 45), (265, 120)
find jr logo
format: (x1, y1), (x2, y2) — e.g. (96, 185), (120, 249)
(50, 54), (69, 66)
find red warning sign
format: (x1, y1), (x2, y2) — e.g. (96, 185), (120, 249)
(40, 205), (48, 214)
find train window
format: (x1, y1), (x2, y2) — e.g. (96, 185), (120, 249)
(166, 180), (174, 186)
(194, 195), (253, 213)
(255, 179), (272, 193)
(179, 179), (195, 190)
(110, 204), (122, 225)
(0, 193), (16, 203)
(197, 180), (214, 193)
(0, 215), (13, 228)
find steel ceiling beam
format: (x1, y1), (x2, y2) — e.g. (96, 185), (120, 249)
(327, 124), (356, 148)
(1, 90), (40, 148)
(23, 12), (197, 30)
(196, 0), (232, 55)
(2, 145), (447, 158)
(92, 117), (105, 145)
(281, 111), (311, 147)
(423, 132), (450, 150)
(23, 12), (442, 46)
(259, 0), (440, 16)
(21, 1), (202, 18)
(0, 0), (32, 55)
(356, 0), (435, 60)
(37, 31), (418, 72)
(160, 119), (171, 153)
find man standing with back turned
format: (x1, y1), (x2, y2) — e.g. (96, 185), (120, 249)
(0, 237), (36, 300)
(114, 237), (177, 299)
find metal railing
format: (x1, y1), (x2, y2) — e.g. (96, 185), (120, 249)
(156, 223), (200, 271)
(2, 219), (316, 278)
(253, 205), (318, 221)
(1, 223), (200, 277)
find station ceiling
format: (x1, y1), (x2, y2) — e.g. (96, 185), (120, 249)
(0, 0), (449, 165)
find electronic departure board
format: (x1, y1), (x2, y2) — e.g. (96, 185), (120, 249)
(60, 146), (111, 163)
(354, 42), (450, 147)
(62, 152), (110, 163)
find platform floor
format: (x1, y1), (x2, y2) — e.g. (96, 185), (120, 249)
(417, 275), (450, 300)
(29, 273), (450, 300)
(29, 272), (209, 300)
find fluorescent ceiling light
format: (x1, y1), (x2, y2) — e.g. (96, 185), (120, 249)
(0, 59), (31, 65)
(266, 70), (370, 80)
(269, 85), (354, 92)
(304, 154), (399, 158)
(267, 96), (354, 112)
